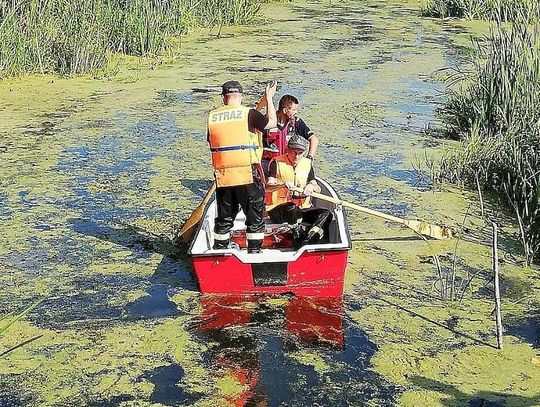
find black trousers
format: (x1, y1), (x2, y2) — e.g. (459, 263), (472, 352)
(214, 166), (265, 249)
(267, 203), (333, 240)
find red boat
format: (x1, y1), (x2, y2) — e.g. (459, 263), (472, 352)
(188, 178), (352, 297)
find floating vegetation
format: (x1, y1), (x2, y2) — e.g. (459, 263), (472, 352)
(0, 0), (268, 77)
(0, 298), (44, 337)
(422, 0), (540, 21)
(437, 13), (540, 264)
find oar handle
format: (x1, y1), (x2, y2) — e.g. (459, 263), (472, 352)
(308, 190), (407, 225)
(201, 181), (217, 206)
(290, 187), (451, 240)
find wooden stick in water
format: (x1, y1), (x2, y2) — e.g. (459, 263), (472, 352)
(493, 222), (504, 350)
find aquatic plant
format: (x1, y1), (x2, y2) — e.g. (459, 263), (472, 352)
(437, 15), (540, 264)
(422, 0), (540, 21)
(0, 0), (267, 76)
(0, 298), (44, 336)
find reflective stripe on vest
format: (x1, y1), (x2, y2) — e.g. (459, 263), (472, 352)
(210, 144), (258, 152)
(208, 105), (262, 187)
(265, 156), (312, 212)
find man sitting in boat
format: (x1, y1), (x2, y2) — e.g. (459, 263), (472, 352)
(265, 134), (332, 248)
(261, 95), (319, 177)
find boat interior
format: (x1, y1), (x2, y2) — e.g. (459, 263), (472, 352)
(189, 178), (351, 263)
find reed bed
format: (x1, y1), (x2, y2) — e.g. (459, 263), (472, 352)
(422, 0), (540, 21)
(438, 14), (540, 264)
(0, 0), (266, 76)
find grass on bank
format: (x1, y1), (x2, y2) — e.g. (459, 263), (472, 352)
(0, 0), (267, 77)
(422, 0), (540, 21)
(436, 14), (540, 265)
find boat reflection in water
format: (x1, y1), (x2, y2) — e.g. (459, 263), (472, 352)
(196, 295), (345, 406)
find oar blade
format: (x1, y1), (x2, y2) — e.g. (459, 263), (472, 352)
(405, 220), (453, 240)
(177, 212), (203, 243)
(177, 182), (216, 244)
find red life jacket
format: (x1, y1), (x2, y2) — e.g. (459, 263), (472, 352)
(262, 117), (296, 161)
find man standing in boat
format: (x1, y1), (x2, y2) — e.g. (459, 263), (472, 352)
(265, 134), (332, 248)
(208, 80), (277, 253)
(261, 95), (319, 176)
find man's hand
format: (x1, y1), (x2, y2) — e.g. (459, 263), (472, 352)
(265, 80), (277, 99)
(285, 181), (296, 190)
(303, 183), (315, 196)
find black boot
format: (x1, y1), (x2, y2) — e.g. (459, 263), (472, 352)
(292, 223), (308, 249)
(299, 227), (323, 248)
(213, 239), (229, 250)
(247, 239), (263, 254)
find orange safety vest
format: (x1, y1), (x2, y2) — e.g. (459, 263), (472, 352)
(265, 155), (312, 211)
(208, 105), (262, 187)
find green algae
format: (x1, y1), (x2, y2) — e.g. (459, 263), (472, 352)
(288, 350), (335, 373)
(1, 0), (539, 405)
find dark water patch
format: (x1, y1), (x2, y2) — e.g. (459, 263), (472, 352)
(0, 379), (30, 407)
(4, 245), (50, 276)
(13, 190), (41, 212)
(321, 33), (376, 52)
(125, 284), (179, 320)
(191, 87), (215, 93)
(382, 78), (446, 131)
(18, 121), (57, 140)
(330, 146), (431, 192)
(151, 255), (198, 291)
(0, 193), (11, 220)
(142, 364), (201, 406)
(294, 3), (384, 53)
(71, 218), (180, 259)
(366, 47), (398, 67)
(70, 218), (197, 291)
(390, 7), (420, 19)
(28, 274), (143, 328)
(130, 114), (183, 150)
(441, 22), (475, 66)
(499, 274), (536, 300)
(43, 110), (71, 120)
(468, 399), (506, 407)
(192, 296), (398, 406)
(505, 314), (540, 349)
(57, 136), (167, 222)
(23, 281), (189, 330)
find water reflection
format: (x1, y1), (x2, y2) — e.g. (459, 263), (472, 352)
(198, 295), (343, 406)
(195, 295), (396, 406)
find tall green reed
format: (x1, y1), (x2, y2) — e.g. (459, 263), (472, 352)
(0, 0), (266, 77)
(438, 12), (540, 264)
(422, 0), (540, 21)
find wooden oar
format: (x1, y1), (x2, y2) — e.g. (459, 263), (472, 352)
(177, 181), (216, 243)
(177, 91), (269, 243)
(295, 188), (452, 240)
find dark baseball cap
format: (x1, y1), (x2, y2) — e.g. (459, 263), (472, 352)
(221, 80), (243, 95)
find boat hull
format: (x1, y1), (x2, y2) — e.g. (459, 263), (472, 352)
(188, 177), (351, 297)
(192, 249), (348, 297)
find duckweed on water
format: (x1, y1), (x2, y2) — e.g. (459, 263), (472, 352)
(1, 0), (540, 405)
